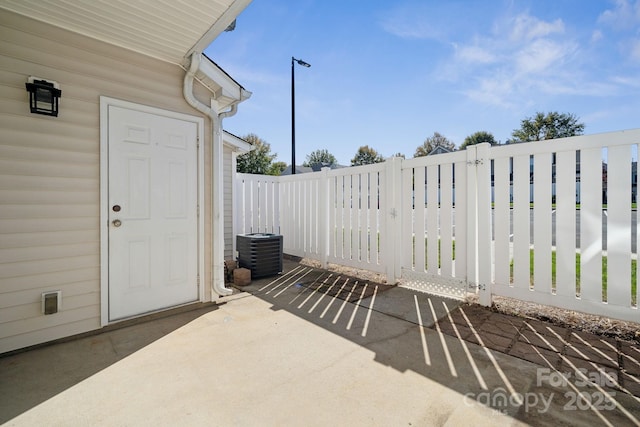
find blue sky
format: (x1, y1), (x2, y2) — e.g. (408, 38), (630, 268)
(206, 0), (640, 166)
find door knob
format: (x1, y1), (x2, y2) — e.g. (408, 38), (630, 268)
(112, 219), (122, 227)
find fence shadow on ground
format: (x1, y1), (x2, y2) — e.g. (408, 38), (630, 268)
(242, 260), (640, 426)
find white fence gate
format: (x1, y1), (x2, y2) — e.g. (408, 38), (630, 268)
(235, 129), (640, 323)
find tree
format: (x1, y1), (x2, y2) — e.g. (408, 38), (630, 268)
(414, 132), (456, 157)
(267, 161), (287, 176)
(511, 111), (585, 142)
(236, 133), (278, 175)
(460, 131), (498, 150)
(351, 145), (384, 166)
(303, 149), (337, 167)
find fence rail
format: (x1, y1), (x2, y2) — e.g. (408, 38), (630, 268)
(235, 129), (640, 323)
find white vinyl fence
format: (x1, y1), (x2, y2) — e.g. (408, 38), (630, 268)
(235, 129), (640, 322)
(236, 162), (389, 274)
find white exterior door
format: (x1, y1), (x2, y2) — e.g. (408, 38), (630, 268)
(107, 105), (199, 321)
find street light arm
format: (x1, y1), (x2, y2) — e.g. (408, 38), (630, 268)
(292, 57), (311, 68)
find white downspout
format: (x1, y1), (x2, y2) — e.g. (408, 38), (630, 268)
(183, 52), (235, 297)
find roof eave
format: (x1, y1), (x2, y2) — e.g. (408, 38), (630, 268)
(223, 130), (253, 152)
(184, 0), (252, 62)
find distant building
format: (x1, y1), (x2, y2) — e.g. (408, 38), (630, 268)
(280, 165), (313, 175)
(427, 145), (454, 155)
(280, 162), (345, 175)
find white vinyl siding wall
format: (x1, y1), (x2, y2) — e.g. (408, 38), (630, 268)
(0, 10), (213, 354)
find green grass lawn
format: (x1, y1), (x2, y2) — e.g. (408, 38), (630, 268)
(381, 231), (636, 306)
(510, 250), (637, 305)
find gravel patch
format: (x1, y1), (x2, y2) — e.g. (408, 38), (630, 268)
(486, 294), (640, 344)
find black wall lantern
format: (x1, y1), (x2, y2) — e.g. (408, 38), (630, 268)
(25, 77), (61, 117)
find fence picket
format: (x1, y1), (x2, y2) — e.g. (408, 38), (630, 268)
(347, 175), (353, 261)
(273, 179), (280, 234)
(555, 150), (577, 298)
(317, 170), (328, 266)
(259, 178), (267, 232)
(414, 166), (426, 273)
(533, 152), (552, 292)
(606, 145), (632, 306)
(580, 147), (603, 303)
(512, 155), (531, 289)
(493, 157), (510, 286)
(440, 164), (453, 277)
(455, 158), (467, 281)
(236, 176), (246, 234)
(360, 172), (369, 263)
(385, 157), (402, 282)
(306, 179), (313, 255)
(234, 129), (640, 322)
(476, 143), (493, 305)
(368, 172), (379, 265)
(336, 176), (343, 260)
(328, 175), (337, 259)
(402, 166), (414, 269)
(426, 165), (439, 274)
(251, 178), (260, 233)
(297, 179), (303, 252)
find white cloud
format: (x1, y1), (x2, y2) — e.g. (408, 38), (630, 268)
(508, 14), (565, 41)
(464, 75), (517, 108)
(454, 44), (497, 64)
(596, 1), (640, 63)
(598, 0), (640, 30)
(438, 11), (583, 106)
(514, 39), (577, 74)
(410, 4), (635, 108)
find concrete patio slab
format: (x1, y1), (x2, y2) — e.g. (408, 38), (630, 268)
(1, 259), (639, 426)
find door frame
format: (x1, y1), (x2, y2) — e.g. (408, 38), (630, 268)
(99, 96), (205, 326)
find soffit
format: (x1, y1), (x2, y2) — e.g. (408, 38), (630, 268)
(0, 0), (248, 65)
